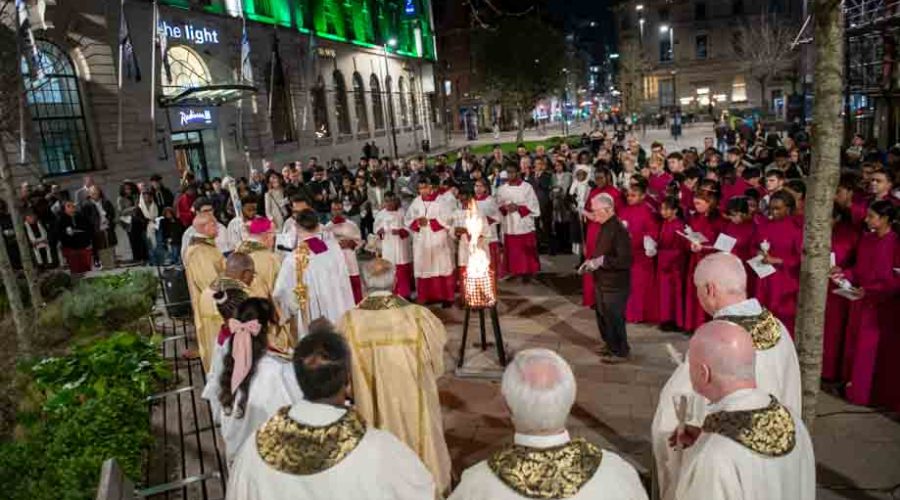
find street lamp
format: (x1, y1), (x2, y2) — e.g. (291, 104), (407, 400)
(383, 38), (399, 158)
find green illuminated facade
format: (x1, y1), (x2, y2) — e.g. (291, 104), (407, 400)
(161, 0), (436, 60)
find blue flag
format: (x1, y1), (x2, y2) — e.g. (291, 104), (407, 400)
(241, 25), (254, 83)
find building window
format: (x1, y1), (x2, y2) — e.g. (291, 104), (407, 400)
(695, 34), (708, 59)
(253, 0), (274, 17)
(370, 74), (385, 130)
(658, 77), (675, 107)
(694, 2), (707, 20)
(352, 72), (369, 136)
(659, 36), (673, 62)
(267, 49), (294, 144)
(732, 0), (744, 15)
(410, 77), (420, 126)
(163, 45), (211, 96)
(312, 76), (330, 139)
(385, 75), (397, 128)
(333, 70), (351, 135)
(22, 40), (94, 175)
(398, 76), (409, 127)
(732, 74), (748, 102)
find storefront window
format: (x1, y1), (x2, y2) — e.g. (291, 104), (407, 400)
(333, 70), (351, 135)
(163, 45), (211, 96)
(398, 76), (409, 127)
(370, 74), (385, 130)
(313, 76), (330, 138)
(352, 72), (369, 136)
(21, 40), (94, 175)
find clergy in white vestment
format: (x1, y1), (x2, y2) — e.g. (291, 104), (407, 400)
(404, 175), (456, 305)
(651, 252), (801, 500)
(213, 298), (304, 462)
(450, 349), (648, 500)
(473, 179), (504, 278)
(325, 200), (364, 304)
(180, 197), (231, 262)
(373, 191), (413, 299)
(672, 320), (815, 500)
(496, 164), (541, 278)
(277, 194), (313, 253)
(273, 209), (355, 339)
(226, 324), (436, 500)
(226, 196), (259, 252)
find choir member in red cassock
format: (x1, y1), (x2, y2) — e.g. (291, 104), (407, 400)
(683, 192), (722, 332)
(832, 201), (900, 409)
(752, 191), (804, 335)
(655, 196), (688, 331)
(821, 208), (860, 381)
(618, 181), (659, 323)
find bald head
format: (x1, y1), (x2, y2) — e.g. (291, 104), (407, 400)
(225, 252), (255, 286)
(688, 320), (757, 402)
(192, 212), (218, 238)
(693, 253), (747, 315)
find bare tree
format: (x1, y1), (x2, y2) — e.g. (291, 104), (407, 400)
(617, 37), (652, 115)
(732, 16), (800, 113)
(795, 0), (844, 430)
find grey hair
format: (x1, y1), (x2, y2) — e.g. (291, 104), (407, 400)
(362, 260), (396, 292)
(501, 349), (576, 434)
(693, 252), (747, 295)
(593, 193), (615, 212)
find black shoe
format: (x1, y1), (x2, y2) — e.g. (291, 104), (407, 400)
(601, 353), (630, 365)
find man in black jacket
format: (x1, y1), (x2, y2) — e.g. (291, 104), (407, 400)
(579, 193), (633, 363)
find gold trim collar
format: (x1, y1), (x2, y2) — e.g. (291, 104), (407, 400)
(236, 240), (270, 254)
(190, 236), (216, 247)
(717, 308), (782, 350)
(488, 438), (603, 499)
(256, 406), (367, 475)
(702, 396), (796, 457)
(357, 294), (411, 311)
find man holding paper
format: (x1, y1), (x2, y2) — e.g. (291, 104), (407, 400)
(651, 252), (801, 500)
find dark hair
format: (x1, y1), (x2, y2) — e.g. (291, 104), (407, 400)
(296, 208), (320, 230)
(684, 166), (703, 180)
(726, 196), (751, 216)
(869, 200), (897, 223)
(241, 195), (259, 207)
(666, 152), (683, 161)
(744, 188), (762, 202)
(765, 168), (786, 180)
(293, 322), (351, 401)
(742, 166), (762, 180)
(213, 286), (249, 321)
(769, 190), (796, 213)
(218, 298), (274, 418)
(192, 196), (213, 211)
(785, 179), (806, 198)
(660, 195), (683, 218)
(290, 193), (312, 204)
(629, 177), (648, 194)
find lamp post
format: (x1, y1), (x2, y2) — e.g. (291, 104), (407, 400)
(382, 38), (399, 158)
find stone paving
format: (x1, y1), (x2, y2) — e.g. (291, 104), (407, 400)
(431, 254), (900, 500)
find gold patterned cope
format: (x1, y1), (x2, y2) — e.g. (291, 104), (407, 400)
(236, 240), (268, 254)
(717, 308), (782, 350)
(702, 396), (796, 457)
(210, 276), (247, 294)
(190, 236), (217, 247)
(357, 294), (412, 311)
(256, 406), (367, 475)
(487, 439), (603, 499)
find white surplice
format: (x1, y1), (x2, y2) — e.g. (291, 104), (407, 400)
(674, 388), (815, 500)
(226, 400), (436, 500)
(180, 223), (231, 261)
(404, 195), (455, 278)
(496, 182), (541, 235)
(325, 219), (362, 276)
(475, 195), (501, 243)
(449, 431), (648, 500)
(272, 235), (355, 338)
(373, 208), (412, 265)
(226, 216), (248, 252)
(450, 208), (491, 266)
(651, 298), (801, 500)
(215, 352), (304, 462)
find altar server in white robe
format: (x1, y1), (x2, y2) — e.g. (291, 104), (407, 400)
(451, 188), (492, 293)
(273, 209), (355, 339)
(227, 324), (436, 500)
(474, 178), (503, 278)
(226, 196), (259, 252)
(651, 252), (801, 500)
(404, 175), (456, 305)
(214, 298), (303, 462)
(673, 320), (815, 500)
(496, 163), (541, 278)
(450, 348), (648, 500)
(325, 200), (364, 304)
(374, 191), (413, 298)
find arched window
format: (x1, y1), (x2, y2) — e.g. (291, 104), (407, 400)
(22, 40), (94, 175)
(312, 76), (330, 139)
(267, 50), (294, 143)
(352, 72), (369, 136)
(370, 74), (385, 131)
(385, 75), (396, 128)
(409, 76), (420, 126)
(162, 45), (211, 96)
(398, 76), (409, 127)
(333, 70), (351, 135)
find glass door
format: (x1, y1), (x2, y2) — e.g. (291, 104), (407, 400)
(171, 131), (209, 181)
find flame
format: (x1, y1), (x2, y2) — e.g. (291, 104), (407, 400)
(464, 200), (490, 279)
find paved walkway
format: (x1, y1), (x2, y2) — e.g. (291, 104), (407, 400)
(432, 254), (900, 500)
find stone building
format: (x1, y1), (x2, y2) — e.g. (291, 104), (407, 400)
(6, 0), (444, 193)
(615, 0), (804, 117)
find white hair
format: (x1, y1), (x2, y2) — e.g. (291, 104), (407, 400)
(362, 261), (396, 292)
(501, 349), (576, 433)
(592, 193), (615, 212)
(693, 252), (747, 295)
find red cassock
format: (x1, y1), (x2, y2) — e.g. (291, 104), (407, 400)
(679, 185), (694, 216)
(619, 202), (660, 323)
(656, 218), (688, 328)
(683, 212), (722, 332)
(582, 186), (622, 308)
(647, 172), (673, 203)
(842, 231), (900, 409)
(821, 220), (860, 381)
(752, 217), (803, 335)
(719, 178), (752, 212)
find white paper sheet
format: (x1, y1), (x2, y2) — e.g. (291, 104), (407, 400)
(643, 235), (658, 252)
(832, 287), (863, 301)
(676, 230), (708, 245)
(747, 255), (777, 279)
(713, 233), (737, 253)
(830, 252), (836, 268)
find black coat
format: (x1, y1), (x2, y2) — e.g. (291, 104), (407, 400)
(592, 215), (632, 293)
(80, 198), (118, 248)
(55, 213), (92, 249)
